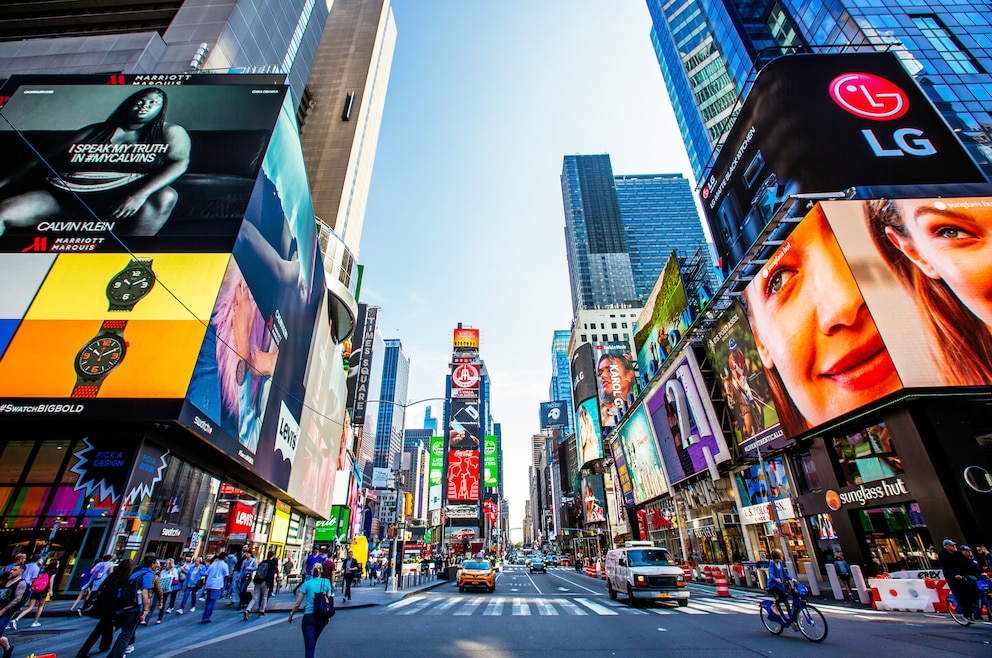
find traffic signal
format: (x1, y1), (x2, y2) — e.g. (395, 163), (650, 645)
(388, 526), (397, 538)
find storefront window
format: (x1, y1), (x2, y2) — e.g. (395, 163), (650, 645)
(789, 449), (821, 494)
(0, 441), (33, 482)
(854, 503), (934, 573)
(4, 486), (50, 527)
(831, 422), (902, 487)
(24, 441), (71, 483)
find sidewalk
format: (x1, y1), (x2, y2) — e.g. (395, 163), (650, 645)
(34, 574), (449, 619)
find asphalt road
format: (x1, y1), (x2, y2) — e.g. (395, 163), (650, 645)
(6, 566), (991, 657)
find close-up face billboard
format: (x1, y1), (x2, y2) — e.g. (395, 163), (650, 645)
(0, 76), (285, 254)
(581, 474), (607, 524)
(181, 95), (324, 494)
(646, 350), (730, 486)
(699, 52), (986, 274)
(703, 300), (786, 458)
(634, 252), (690, 377)
(446, 449), (480, 502)
(576, 396), (603, 467)
(594, 341), (638, 433)
(740, 204), (906, 438)
(615, 404), (668, 504)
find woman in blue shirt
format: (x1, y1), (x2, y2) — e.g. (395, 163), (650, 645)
(288, 563), (333, 658)
(767, 548), (792, 621)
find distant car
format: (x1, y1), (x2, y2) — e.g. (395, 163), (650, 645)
(545, 555), (559, 567)
(458, 560), (497, 593)
(529, 559), (547, 574)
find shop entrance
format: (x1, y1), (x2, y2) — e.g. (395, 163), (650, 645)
(854, 503), (935, 573)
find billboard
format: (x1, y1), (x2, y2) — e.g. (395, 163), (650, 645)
(581, 474), (608, 524)
(0, 75), (286, 254)
(180, 92), (325, 493)
(615, 404), (668, 504)
(346, 303), (378, 425)
(634, 252), (692, 379)
(608, 433), (635, 507)
(483, 435), (499, 487)
(735, 456), (796, 525)
(704, 300), (787, 458)
(448, 398), (481, 449)
(453, 327), (479, 351)
(576, 396), (603, 467)
(446, 450), (480, 501)
(539, 400), (569, 430)
(645, 350), (730, 486)
(569, 343), (597, 410)
(451, 362), (481, 396)
(428, 435), (445, 490)
(699, 52), (986, 274)
(593, 341), (638, 433)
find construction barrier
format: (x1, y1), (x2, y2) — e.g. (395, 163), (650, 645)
(926, 577), (952, 613)
(868, 577), (941, 612)
(584, 565), (597, 578)
(714, 569), (730, 597)
(682, 565), (693, 583)
(704, 566), (715, 584)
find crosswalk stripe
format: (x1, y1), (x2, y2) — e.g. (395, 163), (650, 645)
(484, 597), (505, 616)
(453, 598), (485, 616)
(575, 597), (618, 616)
(649, 607), (677, 615)
(512, 597), (531, 616)
(399, 598), (436, 615)
(388, 596), (425, 610)
(424, 598), (462, 615)
(676, 604), (707, 614)
(534, 599), (558, 615)
(550, 598), (588, 615)
(603, 601), (648, 614)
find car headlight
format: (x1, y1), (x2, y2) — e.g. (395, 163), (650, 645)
(677, 578), (686, 587)
(634, 575), (648, 586)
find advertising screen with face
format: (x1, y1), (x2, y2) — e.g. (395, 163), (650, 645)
(735, 457), (792, 507)
(608, 434), (635, 507)
(581, 474), (608, 524)
(181, 95), (324, 493)
(703, 301), (787, 458)
(594, 342), (638, 433)
(634, 252), (691, 377)
(822, 197), (992, 389)
(0, 75), (285, 254)
(446, 450), (480, 502)
(699, 52), (985, 275)
(645, 350), (730, 486)
(741, 204), (905, 438)
(615, 405), (668, 504)
(576, 396), (603, 467)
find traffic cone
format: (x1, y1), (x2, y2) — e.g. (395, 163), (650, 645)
(714, 569), (730, 597)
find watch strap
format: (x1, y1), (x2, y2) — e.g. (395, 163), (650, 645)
(71, 320), (128, 398)
(101, 319), (127, 333)
(71, 384), (100, 399)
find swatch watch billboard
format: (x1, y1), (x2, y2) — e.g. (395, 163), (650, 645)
(699, 51), (986, 274)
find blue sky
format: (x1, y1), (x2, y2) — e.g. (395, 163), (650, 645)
(359, 0), (696, 542)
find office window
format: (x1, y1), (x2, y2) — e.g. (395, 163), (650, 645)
(912, 15), (983, 74)
(622, 323), (628, 328)
(581, 334), (587, 342)
(592, 334), (598, 341)
(614, 334), (620, 342)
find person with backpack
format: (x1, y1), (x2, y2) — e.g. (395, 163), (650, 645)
(288, 562), (334, 658)
(68, 561), (98, 617)
(110, 554), (155, 658)
(75, 558), (131, 658)
(0, 563), (29, 658)
(244, 550), (277, 619)
(13, 559), (57, 628)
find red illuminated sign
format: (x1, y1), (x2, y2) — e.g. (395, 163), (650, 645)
(228, 502), (256, 535)
(452, 364), (480, 389)
(446, 450), (479, 501)
(829, 72), (909, 121)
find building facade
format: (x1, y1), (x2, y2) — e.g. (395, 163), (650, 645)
(371, 339), (410, 468)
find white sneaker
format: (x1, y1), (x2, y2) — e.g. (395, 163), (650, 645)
(31, 621), (41, 628)
(189, 607), (195, 612)
(8, 620), (16, 631)
(125, 645), (135, 654)
(176, 610), (183, 615)
(166, 608), (172, 613)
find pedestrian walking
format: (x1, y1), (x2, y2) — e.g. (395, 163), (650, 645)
(278, 556), (294, 595)
(110, 554), (155, 658)
(199, 553), (229, 623)
(68, 561), (97, 617)
(244, 551), (277, 619)
(141, 559), (163, 626)
(288, 563), (333, 658)
(342, 550), (361, 601)
(0, 563), (29, 658)
(13, 559), (57, 629)
(0, 555), (26, 580)
(176, 557), (204, 614)
(833, 553), (853, 596)
(155, 559), (179, 623)
(76, 558), (132, 658)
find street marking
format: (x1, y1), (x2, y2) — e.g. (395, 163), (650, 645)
(551, 597), (588, 615)
(454, 598), (485, 615)
(677, 605), (707, 614)
(424, 597), (461, 615)
(484, 597), (505, 616)
(649, 608), (676, 615)
(534, 598), (558, 615)
(513, 597), (531, 615)
(388, 595), (425, 610)
(575, 597), (618, 616)
(399, 598), (436, 615)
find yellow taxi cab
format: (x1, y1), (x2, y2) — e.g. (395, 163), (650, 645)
(457, 559), (497, 593)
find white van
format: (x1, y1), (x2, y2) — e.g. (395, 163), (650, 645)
(605, 542), (689, 607)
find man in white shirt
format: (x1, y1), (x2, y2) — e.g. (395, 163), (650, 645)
(199, 554), (230, 623)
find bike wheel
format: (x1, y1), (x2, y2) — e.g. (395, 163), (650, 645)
(948, 598), (972, 626)
(797, 604), (828, 642)
(759, 603), (784, 635)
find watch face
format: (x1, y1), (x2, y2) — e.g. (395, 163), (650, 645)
(107, 265), (155, 305)
(75, 335), (126, 377)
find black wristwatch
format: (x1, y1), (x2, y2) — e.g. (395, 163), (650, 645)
(71, 320), (128, 398)
(107, 258), (155, 311)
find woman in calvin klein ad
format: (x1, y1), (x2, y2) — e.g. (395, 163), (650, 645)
(742, 204), (903, 437)
(0, 88), (190, 236)
(866, 197), (992, 385)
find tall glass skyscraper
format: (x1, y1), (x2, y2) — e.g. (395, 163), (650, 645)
(372, 338), (410, 468)
(646, 0), (992, 182)
(549, 329), (574, 436)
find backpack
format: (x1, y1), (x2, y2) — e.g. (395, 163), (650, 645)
(90, 563), (109, 584)
(115, 570), (145, 611)
(31, 571), (50, 593)
(253, 561), (269, 584)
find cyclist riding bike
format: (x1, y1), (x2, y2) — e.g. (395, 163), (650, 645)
(766, 548), (792, 623)
(939, 539), (982, 622)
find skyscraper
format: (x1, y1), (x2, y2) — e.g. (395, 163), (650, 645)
(549, 329), (575, 436)
(372, 338), (410, 468)
(645, 0), (992, 182)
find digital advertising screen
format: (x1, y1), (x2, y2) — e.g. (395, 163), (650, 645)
(593, 342), (638, 434)
(483, 435), (499, 487)
(703, 300), (787, 458)
(581, 474), (608, 524)
(448, 398), (482, 450)
(576, 396), (603, 467)
(608, 433), (635, 507)
(428, 435), (445, 489)
(539, 400), (569, 430)
(634, 252), (691, 378)
(645, 350), (730, 486)
(569, 342), (597, 410)
(699, 52), (986, 274)
(446, 449), (480, 502)
(735, 456), (796, 525)
(615, 404), (668, 504)
(181, 93), (324, 494)
(0, 75), (286, 254)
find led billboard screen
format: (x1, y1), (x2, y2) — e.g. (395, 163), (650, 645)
(483, 435), (499, 487)
(615, 404), (668, 504)
(634, 252), (691, 378)
(446, 450), (480, 501)
(581, 475), (607, 524)
(593, 341), (638, 434)
(576, 396), (603, 467)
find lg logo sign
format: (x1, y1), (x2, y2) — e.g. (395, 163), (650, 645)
(830, 72), (936, 157)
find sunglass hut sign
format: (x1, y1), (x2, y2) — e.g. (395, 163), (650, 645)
(825, 477), (909, 511)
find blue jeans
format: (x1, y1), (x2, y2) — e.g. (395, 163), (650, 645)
(110, 609), (140, 658)
(301, 613), (328, 658)
(200, 588), (221, 622)
(180, 586), (199, 610)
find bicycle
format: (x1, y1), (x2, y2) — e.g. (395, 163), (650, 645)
(759, 582), (828, 642)
(947, 577), (991, 626)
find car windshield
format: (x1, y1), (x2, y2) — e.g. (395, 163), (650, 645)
(628, 549), (674, 566)
(463, 561), (491, 570)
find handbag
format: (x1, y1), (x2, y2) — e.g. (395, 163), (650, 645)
(313, 579), (335, 620)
